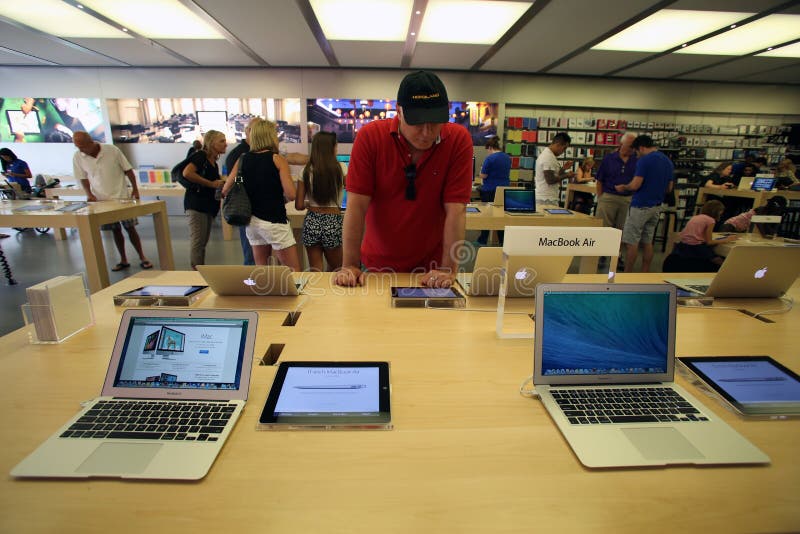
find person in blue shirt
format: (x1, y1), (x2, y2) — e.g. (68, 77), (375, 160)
(0, 148), (33, 194)
(615, 135), (673, 273)
(476, 136), (511, 245)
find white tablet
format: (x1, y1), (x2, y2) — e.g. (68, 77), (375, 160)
(678, 356), (800, 417)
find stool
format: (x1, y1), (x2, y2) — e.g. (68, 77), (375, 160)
(652, 208), (678, 252)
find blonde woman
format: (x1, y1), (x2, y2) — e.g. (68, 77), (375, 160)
(224, 119), (300, 270)
(182, 129), (227, 269)
(574, 156), (595, 183)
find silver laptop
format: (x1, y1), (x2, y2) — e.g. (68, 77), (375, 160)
(737, 177), (754, 191)
(533, 283), (769, 468)
(665, 246), (800, 298)
(457, 247), (570, 297)
(492, 185), (524, 207)
(504, 189), (537, 215)
(197, 264), (307, 296)
(11, 308), (259, 479)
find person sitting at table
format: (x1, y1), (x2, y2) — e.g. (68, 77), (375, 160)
(720, 195), (787, 235)
(775, 159), (798, 190)
(704, 162), (735, 190)
(672, 200), (737, 268)
(0, 148), (33, 195)
(569, 156), (595, 214)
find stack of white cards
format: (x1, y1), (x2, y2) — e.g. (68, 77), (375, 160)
(25, 274), (93, 342)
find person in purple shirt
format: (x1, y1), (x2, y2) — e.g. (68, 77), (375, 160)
(615, 135), (673, 273)
(594, 133), (637, 232)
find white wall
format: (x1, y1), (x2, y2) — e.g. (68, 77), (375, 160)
(1, 66), (799, 175)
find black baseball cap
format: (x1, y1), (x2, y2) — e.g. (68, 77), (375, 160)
(397, 70), (449, 125)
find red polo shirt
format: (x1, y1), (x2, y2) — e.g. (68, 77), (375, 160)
(347, 116), (473, 272)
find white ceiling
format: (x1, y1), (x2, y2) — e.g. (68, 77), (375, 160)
(0, 0), (798, 85)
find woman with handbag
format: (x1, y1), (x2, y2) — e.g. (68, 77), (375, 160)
(182, 129), (227, 269)
(222, 118), (300, 270)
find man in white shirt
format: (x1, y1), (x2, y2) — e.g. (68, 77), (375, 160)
(73, 131), (152, 272)
(535, 132), (574, 205)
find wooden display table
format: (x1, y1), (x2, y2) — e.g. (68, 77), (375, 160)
(0, 270), (797, 532)
(0, 199), (174, 292)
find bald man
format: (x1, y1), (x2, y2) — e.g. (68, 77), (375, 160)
(73, 131), (152, 272)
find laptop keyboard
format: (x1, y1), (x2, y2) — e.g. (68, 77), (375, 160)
(686, 284), (710, 293)
(59, 400), (236, 442)
(550, 387), (708, 425)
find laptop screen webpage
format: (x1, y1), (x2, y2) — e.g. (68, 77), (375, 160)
(504, 189), (535, 212)
(539, 290), (671, 377)
(113, 316), (249, 390)
(751, 177), (776, 191)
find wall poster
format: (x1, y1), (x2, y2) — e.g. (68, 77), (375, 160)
(107, 97), (302, 145)
(308, 99), (498, 146)
(0, 97), (106, 143)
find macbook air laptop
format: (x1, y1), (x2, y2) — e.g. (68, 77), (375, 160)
(197, 265), (308, 296)
(504, 189), (536, 215)
(492, 186), (524, 207)
(11, 308), (259, 479)
(737, 177), (754, 191)
(665, 246), (800, 298)
(457, 247), (570, 297)
(533, 283), (769, 468)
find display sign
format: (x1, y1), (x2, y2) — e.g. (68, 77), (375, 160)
(307, 98), (498, 145)
(107, 97), (302, 145)
(0, 97), (105, 143)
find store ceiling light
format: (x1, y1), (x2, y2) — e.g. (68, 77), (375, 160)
(418, 0), (531, 44)
(310, 0), (412, 41)
(676, 14), (800, 55)
(0, 0), (131, 38)
(756, 41), (800, 58)
(592, 10), (750, 52)
(79, 0), (224, 39)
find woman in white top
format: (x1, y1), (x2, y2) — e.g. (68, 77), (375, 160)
(295, 132), (345, 271)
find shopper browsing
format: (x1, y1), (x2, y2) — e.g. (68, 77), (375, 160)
(223, 119), (301, 271)
(295, 132), (345, 271)
(334, 70), (473, 288)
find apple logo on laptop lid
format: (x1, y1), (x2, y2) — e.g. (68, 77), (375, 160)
(243, 278), (256, 286)
(754, 267), (767, 279)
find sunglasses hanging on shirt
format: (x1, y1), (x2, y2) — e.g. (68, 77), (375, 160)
(405, 164), (417, 201)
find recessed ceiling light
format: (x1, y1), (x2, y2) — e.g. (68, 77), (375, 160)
(418, 0), (531, 44)
(757, 41), (800, 58)
(677, 14), (800, 55)
(310, 0), (412, 41)
(0, 0), (131, 38)
(593, 9), (751, 52)
(78, 0), (224, 39)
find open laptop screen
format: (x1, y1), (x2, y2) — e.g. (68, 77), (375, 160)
(751, 177), (776, 191)
(504, 189), (535, 212)
(539, 290), (671, 376)
(113, 316), (250, 390)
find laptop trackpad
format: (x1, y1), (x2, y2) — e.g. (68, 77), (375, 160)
(77, 443), (162, 474)
(622, 427), (704, 461)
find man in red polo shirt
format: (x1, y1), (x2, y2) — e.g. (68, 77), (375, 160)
(334, 71), (473, 287)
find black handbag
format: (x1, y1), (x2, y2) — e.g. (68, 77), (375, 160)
(222, 155), (252, 226)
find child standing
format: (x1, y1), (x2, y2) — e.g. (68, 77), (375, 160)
(295, 132), (344, 271)
(673, 200), (737, 267)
